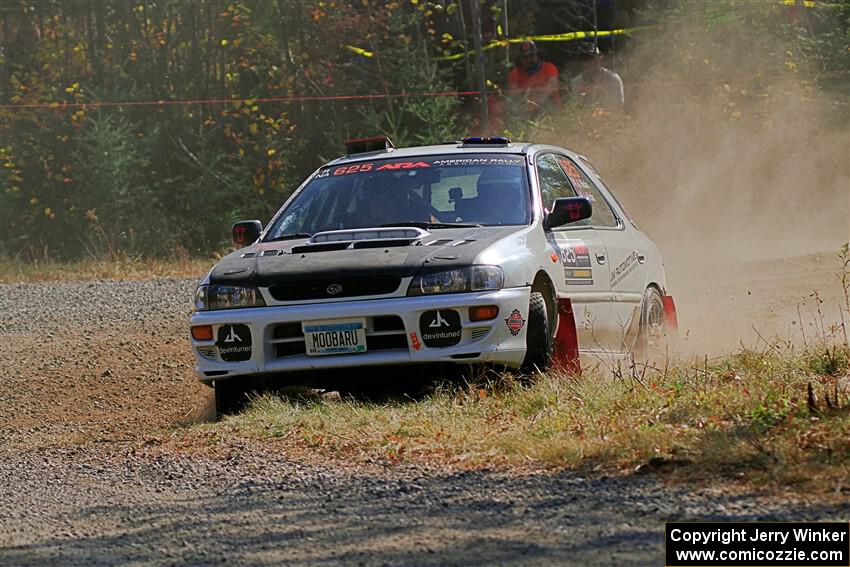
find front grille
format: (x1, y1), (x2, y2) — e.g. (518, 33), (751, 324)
(272, 322), (306, 358)
(372, 315), (405, 332)
(269, 276), (401, 301)
(366, 334), (408, 350)
(269, 316), (407, 359)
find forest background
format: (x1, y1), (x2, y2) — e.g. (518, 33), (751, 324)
(0, 0), (847, 261)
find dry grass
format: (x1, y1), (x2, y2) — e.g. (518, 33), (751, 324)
(0, 253), (212, 283)
(182, 340), (850, 491)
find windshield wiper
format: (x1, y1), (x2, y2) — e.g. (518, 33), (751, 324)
(379, 221), (482, 229)
(264, 233), (312, 242)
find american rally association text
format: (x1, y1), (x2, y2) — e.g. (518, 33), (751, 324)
(669, 527), (848, 547)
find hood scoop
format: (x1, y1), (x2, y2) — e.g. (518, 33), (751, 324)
(290, 242), (350, 254)
(290, 226), (429, 254)
(310, 227), (428, 243)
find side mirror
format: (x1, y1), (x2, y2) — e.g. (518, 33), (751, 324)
(232, 220), (262, 246)
(545, 197), (592, 229)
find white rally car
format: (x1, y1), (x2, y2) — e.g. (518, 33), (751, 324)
(190, 137), (676, 415)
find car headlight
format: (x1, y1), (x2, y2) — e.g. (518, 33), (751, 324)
(194, 284), (266, 311)
(408, 266), (504, 296)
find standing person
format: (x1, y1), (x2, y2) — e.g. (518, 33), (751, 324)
(570, 43), (625, 110)
(507, 40), (561, 116)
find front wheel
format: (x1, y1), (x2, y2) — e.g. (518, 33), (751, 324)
(521, 291), (553, 374)
(214, 379), (252, 419)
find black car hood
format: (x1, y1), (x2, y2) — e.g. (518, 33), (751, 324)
(209, 226), (521, 287)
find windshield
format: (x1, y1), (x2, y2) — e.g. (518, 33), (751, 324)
(265, 154), (530, 240)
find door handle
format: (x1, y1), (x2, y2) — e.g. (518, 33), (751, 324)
(595, 251), (606, 264)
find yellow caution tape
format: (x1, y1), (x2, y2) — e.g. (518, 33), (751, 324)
(344, 45), (374, 58)
(780, 0), (842, 7)
(435, 28), (643, 61)
(345, 28), (641, 61)
(346, 0), (844, 62)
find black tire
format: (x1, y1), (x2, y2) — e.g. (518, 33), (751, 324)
(637, 286), (666, 354)
(214, 379), (252, 419)
(521, 291), (553, 374)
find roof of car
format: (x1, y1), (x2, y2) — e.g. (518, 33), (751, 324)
(324, 141), (583, 167)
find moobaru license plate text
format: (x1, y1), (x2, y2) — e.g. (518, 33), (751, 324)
(302, 319), (367, 355)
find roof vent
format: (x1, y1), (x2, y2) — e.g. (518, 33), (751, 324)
(461, 136), (511, 146)
(345, 136), (395, 155)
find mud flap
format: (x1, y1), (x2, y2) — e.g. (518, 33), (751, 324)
(553, 297), (581, 375)
(662, 295), (678, 331)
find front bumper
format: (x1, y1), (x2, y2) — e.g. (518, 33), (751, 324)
(189, 287), (531, 382)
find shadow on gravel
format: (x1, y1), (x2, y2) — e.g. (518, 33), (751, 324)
(2, 462), (849, 567)
(190, 363), (512, 420)
(280, 363), (492, 402)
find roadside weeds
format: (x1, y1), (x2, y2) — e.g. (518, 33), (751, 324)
(163, 245), (850, 493)
(166, 340), (850, 494)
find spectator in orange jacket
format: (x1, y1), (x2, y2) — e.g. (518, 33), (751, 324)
(507, 40), (561, 115)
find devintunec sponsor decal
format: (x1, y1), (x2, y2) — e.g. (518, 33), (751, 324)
(419, 310), (462, 348)
(216, 324), (252, 362)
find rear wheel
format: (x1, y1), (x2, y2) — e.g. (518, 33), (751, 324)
(521, 291), (553, 374)
(637, 287), (666, 354)
(214, 379), (252, 419)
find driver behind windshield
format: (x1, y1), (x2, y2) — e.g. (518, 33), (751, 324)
(357, 176), (405, 228)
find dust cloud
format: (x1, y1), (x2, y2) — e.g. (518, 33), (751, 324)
(536, 4), (849, 354)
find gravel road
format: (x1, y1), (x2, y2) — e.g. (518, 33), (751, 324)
(1, 266), (848, 566)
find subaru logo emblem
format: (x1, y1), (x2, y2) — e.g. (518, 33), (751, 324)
(326, 283), (343, 295)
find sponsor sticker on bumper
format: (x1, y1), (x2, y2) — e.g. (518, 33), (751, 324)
(420, 309), (462, 347)
(216, 324), (253, 362)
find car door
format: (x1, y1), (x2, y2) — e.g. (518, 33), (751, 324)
(559, 155), (649, 347)
(535, 152), (613, 350)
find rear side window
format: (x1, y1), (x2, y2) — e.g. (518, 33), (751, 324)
(578, 155), (636, 225)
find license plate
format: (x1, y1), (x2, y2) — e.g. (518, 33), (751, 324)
(302, 319), (367, 356)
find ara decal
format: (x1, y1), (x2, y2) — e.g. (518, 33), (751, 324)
(376, 161), (431, 171)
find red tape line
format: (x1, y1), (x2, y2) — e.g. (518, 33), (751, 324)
(0, 90), (484, 110)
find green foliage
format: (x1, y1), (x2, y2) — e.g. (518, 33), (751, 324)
(352, 7), (460, 147)
(0, 0), (846, 259)
(72, 113), (168, 255)
(806, 343), (849, 377)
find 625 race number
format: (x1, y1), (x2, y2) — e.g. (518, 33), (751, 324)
(333, 163), (373, 176)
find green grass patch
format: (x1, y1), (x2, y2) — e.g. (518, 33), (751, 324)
(185, 340), (850, 490)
